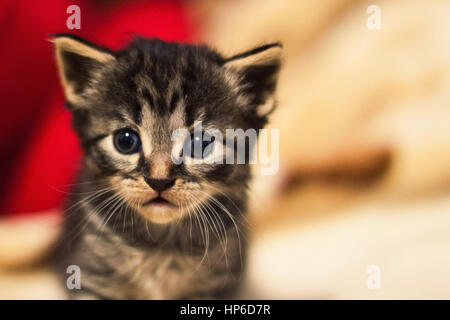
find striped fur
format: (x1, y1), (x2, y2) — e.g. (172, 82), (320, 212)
(52, 35), (282, 299)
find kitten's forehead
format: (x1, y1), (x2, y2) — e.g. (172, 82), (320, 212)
(100, 46), (231, 134)
(88, 38), (276, 146)
(138, 90), (187, 156)
(111, 47), (214, 113)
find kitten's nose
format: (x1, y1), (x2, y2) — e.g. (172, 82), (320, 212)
(144, 178), (175, 192)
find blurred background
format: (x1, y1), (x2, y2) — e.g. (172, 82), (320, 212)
(1, 0), (450, 299)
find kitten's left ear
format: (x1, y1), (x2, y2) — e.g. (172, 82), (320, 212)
(224, 43), (283, 117)
(53, 34), (115, 106)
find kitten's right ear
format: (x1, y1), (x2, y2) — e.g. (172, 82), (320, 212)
(52, 35), (115, 105)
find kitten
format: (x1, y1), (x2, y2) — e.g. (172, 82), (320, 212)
(52, 34), (282, 299)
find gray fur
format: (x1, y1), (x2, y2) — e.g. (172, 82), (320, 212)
(52, 35), (282, 299)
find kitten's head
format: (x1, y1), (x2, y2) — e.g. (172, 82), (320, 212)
(54, 35), (282, 224)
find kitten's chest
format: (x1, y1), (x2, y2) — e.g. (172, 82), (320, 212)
(84, 234), (214, 299)
(76, 222), (234, 299)
(126, 248), (206, 299)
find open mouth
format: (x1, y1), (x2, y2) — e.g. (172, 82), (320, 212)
(143, 196), (174, 207)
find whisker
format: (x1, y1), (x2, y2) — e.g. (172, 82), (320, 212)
(196, 190), (245, 268)
(193, 197), (230, 273)
(98, 194), (127, 232)
(63, 185), (117, 218)
(201, 181), (252, 230)
(63, 191), (120, 248)
(186, 195), (209, 267)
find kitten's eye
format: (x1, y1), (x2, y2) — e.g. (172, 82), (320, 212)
(184, 132), (215, 159)
(113, 130), (141, 154)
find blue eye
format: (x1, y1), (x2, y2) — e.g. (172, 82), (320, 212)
(184, 132), (214, 159)
(113, 130), (141, 154)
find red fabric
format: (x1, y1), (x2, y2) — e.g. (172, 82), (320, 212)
(0, 0), (192, 217)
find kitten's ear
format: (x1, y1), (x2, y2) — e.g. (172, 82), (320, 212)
(224, 43), (283, 117)
(53, 35), (115, 105)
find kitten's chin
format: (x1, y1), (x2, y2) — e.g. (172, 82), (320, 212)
(137, 205), (183, 224)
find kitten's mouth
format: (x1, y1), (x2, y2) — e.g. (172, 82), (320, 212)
(138, 194), (181, 224)
(143, 195), (175, 207)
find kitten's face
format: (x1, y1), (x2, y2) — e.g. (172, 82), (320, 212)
(54, 36), (282, 224)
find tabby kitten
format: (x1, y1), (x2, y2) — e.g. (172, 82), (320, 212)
(52, 34), (282, 299)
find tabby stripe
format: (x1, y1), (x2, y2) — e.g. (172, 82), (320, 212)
(84, 134), (108, 149)
(141, 88), (154, 110)
(168, 90), (180, 113)
(130, 101), (143, 125)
